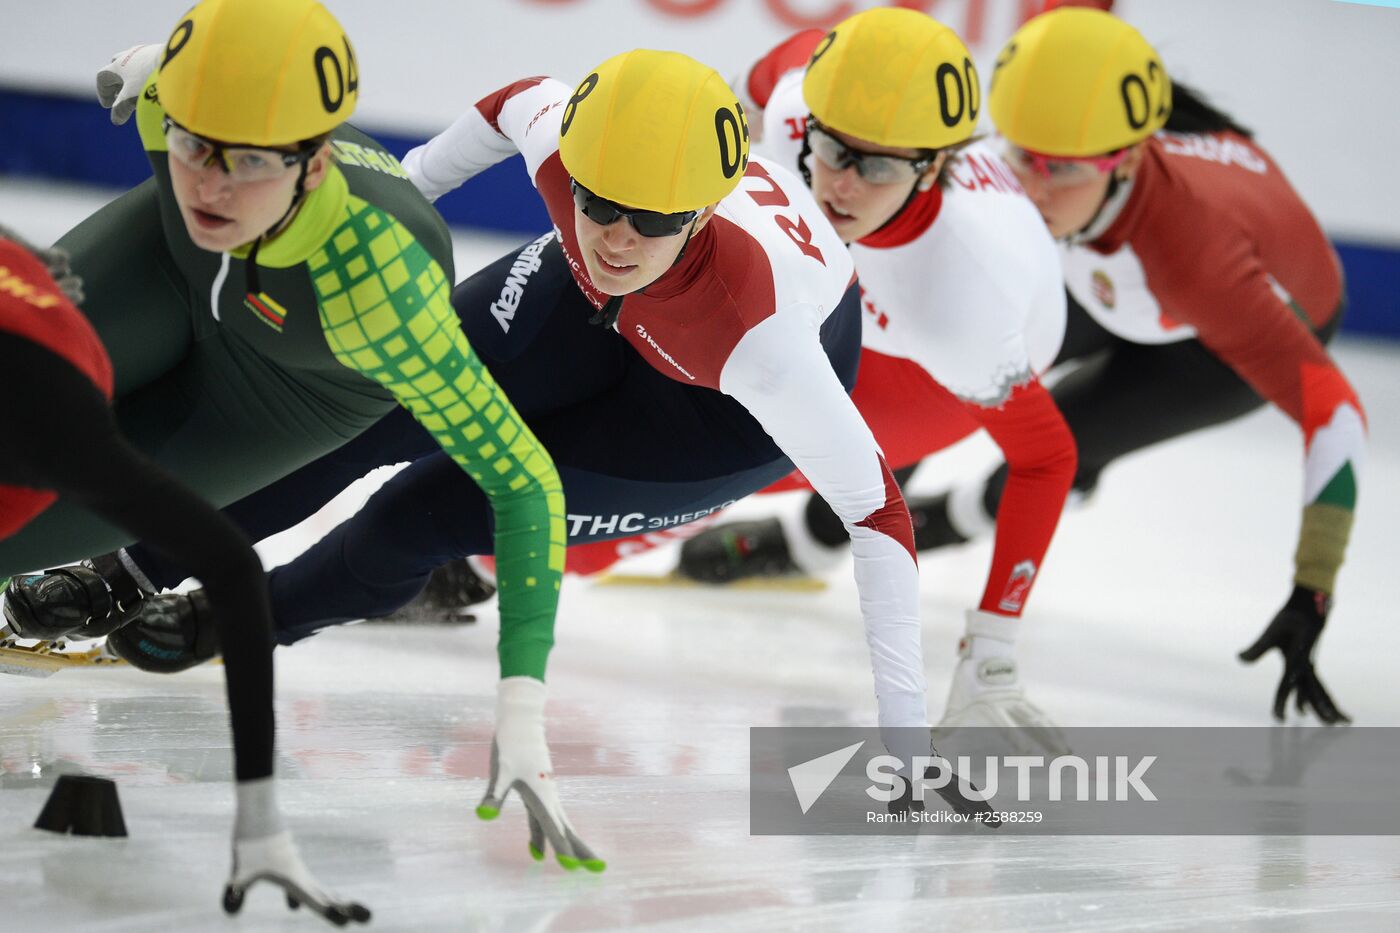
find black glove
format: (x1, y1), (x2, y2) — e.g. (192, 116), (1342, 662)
(1239, 586), (1350, 724)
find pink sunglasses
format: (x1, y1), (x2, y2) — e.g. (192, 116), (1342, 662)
(1019, 146), (1130, 180)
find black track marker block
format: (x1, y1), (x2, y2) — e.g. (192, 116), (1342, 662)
(34, 774), (128, 837)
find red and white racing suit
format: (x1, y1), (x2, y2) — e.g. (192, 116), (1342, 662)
(406, 76), (930, 727)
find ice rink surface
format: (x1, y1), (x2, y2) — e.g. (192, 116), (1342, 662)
(2, 179), (1399, 931)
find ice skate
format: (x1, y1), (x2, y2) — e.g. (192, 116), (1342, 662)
(2, 552), (146, 643)
(369, 558), (494, 624)
(106, 590), (221, 674)
(665, 517), (829, 591)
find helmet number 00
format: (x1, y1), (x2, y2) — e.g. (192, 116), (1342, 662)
(936, 58), (979, 128)
(315, 38), (359, 115)
(1120, 59), (1167, 131)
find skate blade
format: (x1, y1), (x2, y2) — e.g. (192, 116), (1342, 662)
(0, 642), (125, 678)
(592, 572), (828, 593)
(366, 610), (478, 625)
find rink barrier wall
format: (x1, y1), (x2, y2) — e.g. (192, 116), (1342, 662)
(1, 86), (1395, 339)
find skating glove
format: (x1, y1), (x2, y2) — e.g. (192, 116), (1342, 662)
(477, 676), (605, 871)
(95, 44), (161, 125)
(935, 609), (1071, 756)
(223, 830), (371, 927)
(1239, 586), (1350, 724)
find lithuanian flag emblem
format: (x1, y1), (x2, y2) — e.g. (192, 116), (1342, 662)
(244, 292), (288, 333)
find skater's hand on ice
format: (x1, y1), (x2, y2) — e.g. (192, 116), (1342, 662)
(477, 676), (605, 872)
(96, 44), (161, 125)
(223, 830), (371, 927)
(1239, 586), (1350, 725)
(880, 727), (1002, 827)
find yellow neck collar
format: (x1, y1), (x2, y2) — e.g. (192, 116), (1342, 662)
(231, 163), (348, 267)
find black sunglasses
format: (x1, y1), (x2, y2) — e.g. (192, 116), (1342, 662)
(570, 179), (698, 238)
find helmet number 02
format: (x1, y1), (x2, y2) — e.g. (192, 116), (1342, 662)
(1120, 59), (1168, 131)
(936, 58), (979, 128)
(989, 42), (1016, 94)
(315, 38), (359, 115)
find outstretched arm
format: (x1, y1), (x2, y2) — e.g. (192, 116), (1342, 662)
(312, 207), (594, 869)
(403, 77), (573, 201)
(722, 310), (927, 730)
(1157, 224), (1361, 723)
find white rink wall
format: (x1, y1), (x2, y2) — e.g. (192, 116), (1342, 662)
(7, 0), (1400, 243)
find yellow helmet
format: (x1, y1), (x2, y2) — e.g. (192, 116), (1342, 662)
(802, 7), (979, 151)
(158, 0), (357, 147)
(988, 8), (1171, 157)
(558, 49), (749, 215)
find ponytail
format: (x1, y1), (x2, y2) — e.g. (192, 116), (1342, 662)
(1164, 81), (1254, 139)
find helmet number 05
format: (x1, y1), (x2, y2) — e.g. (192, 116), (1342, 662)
(1120, 59), (1167, 131)
(715, 103), (749, 179)
(315, 38), (359, 115)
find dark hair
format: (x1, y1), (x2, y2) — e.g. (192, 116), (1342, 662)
(1164, 81), (1253, 139)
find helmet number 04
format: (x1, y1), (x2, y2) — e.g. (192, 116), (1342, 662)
(315, 38), (359, 115)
